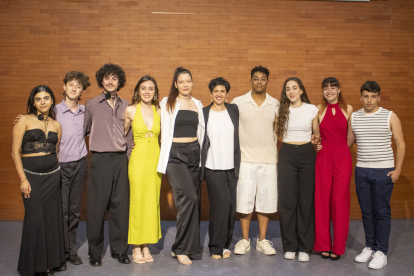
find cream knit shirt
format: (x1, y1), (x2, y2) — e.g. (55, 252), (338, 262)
(232, 91), (279, 164)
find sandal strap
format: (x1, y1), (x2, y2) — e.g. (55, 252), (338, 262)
(179, 258), (191, 263)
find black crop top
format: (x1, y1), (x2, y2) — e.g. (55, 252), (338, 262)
(21, 129), (58, 155)
(173, 110), (198, 138)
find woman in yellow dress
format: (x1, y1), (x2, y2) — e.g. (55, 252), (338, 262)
(124, 75), (162, 264)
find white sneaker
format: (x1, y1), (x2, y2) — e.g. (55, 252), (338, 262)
(298, 252), (310, 262)
(234, 239), (250, 255)
(355, 247), (374, 263)
(256, 239), (276, 255)
(368, 251), (387, 269)
(284, 252), (296, 260)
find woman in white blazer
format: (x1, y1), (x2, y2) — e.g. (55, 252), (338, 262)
(157, 67), (204, 265)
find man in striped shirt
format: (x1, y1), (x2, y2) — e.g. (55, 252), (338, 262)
(347, 81), (405, 270)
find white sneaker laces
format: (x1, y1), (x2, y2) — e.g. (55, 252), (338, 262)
(261, 239), (273, 247)
(236, 239), (249, 246)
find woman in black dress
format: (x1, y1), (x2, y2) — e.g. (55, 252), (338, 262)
(12, 85), (65, 276)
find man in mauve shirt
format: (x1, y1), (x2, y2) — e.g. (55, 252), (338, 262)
(84, 63), (131, 267)
(55, 71), (91, 268)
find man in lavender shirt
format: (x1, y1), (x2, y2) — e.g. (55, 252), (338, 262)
(55, 71), (91, 267)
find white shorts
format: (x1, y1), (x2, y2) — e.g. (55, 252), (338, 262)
(236, 162), (278, 214)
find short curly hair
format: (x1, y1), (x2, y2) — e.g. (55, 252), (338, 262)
(95, 63), (126, 91)
(208, 77), (231, 94)
(251, 65), (270, 79)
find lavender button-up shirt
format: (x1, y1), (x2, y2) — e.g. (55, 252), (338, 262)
(55, 100), (88, 163)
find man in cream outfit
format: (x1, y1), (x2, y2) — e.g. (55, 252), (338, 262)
(232, 66), (279, 256)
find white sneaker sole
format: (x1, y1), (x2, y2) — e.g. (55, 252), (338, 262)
(368, 259), (387, 269)
(284, 254), (296, 260)
(355, 256), (372, 263)
(256, 245), (276, 255)
(234, 245), (250, 255)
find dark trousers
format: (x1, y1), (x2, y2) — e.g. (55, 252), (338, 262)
(87, 152), (130, 260)
(355, 167), (394, 255)
(278, 142), (316, 253)
(60, 157), (88, 256)
(166, 141), (202, 257)
(205, 168), (237, 256)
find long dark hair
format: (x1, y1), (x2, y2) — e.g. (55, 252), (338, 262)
(321, 77), (347, 111)
(132, 75), (160, 108)
(27, 85), (56, 120)
(166, 67), (193, 113)
(276, 77), (310, 139)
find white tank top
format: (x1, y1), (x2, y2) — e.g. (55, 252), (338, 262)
(275, 103), (318, 142)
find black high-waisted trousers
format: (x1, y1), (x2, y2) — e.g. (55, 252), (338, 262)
(166, 141), (202, 258)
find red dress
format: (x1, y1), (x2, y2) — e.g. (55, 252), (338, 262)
(314, 103), (352, 255)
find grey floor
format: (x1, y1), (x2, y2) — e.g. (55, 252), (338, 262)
(1, 220), (414, 276)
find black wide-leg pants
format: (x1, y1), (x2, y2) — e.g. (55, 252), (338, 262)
(87, 152), (130, 260)
(278, 142), (316, 253)
(60, 157), (88, 256)
(166, 141), (202, 258)
(205, 168), (237, 256)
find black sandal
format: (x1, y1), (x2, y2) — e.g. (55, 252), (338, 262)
(330, 253), (341, 261)
(321, 251), (331, 259)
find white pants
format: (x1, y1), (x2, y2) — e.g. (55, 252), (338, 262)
(236, 162), (278, 214)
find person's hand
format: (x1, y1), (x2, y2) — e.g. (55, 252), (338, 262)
(20, 179), (31, 198)
(13, 114), (23, 125)
(316, 144), (323, 152)
(132, 141), (135, 150)
(14, 114), (23, 125)
(387, 169), (401, 183)
(311, 134), (321, 145)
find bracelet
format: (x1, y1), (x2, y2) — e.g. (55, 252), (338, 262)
(20, 178), (27, 185)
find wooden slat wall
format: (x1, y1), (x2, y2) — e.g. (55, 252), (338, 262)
(1, 0), (413, 221)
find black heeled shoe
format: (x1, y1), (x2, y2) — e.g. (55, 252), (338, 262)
(330, 253), (341, 261)
(321, 251), (331, 259)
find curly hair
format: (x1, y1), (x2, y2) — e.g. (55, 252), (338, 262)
(27, 85), (57, 120)
(95, 63), (126, 91)
(208, 77), (231, 93)
(275, 77), (310, 139)
(321, 77), (347, 112)
(63, 71), (91, 100)
(251, 65), (270, 79)
(131, 75), (160, 108)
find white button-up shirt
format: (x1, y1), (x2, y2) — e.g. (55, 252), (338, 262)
(157, 96), (205, 174)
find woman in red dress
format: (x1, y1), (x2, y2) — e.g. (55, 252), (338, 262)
(314, 78), (353, 260)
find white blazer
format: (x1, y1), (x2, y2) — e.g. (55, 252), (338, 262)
(157, 96), (205, 174)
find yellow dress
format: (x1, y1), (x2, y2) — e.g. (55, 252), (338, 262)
(128, 103), (162, 245)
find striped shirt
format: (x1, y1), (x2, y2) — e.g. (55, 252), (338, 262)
(352, 107), (394, 168)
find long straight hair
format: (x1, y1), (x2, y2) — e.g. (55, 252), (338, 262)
(166, 67), (193, 113)
(321, 77), (347, 111)
(275, 77), (310, 139)
(27, 85), (56, 120)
